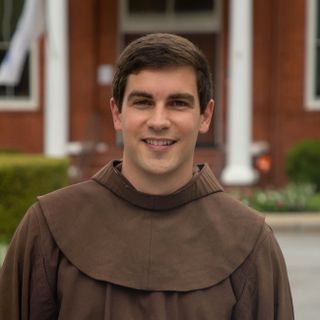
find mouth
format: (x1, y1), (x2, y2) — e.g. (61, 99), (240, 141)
(143, 139), (177, 147)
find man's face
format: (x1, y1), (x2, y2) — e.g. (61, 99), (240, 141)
(110, 66), (213, 187)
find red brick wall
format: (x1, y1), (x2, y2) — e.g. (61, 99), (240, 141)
(69, 0), (97, 143)
(0, 40), (45, 153)
(252, 0), (320, 186)
(68, 0), (118, 146)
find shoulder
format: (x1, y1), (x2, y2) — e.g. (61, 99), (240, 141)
(0, 202), (60, 318)
(217, 193), (284, 271)
(37, 178), (114, 223)
(198, 191), (266, 242)
(6, 201), (60, 263)
(4, 202), (52, 254)
(35, 178), (120, 265)
(209, 191), (265, 222)
(38, 179), (103, 207)
(1, 202), (59, 286)
(36, 178), (113, 242)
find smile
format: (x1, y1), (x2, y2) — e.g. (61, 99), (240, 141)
(143, 139), (176, 146)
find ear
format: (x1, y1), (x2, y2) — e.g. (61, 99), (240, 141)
(110, 98), (122, 131)
(199, 99), (214, 134)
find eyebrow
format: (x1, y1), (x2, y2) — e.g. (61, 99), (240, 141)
(127, 91), (153, 101)
(127, 91), (195, 104)
(167, 93), (195, 104)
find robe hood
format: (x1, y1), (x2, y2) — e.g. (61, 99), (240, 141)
(38, 160), (265, 292)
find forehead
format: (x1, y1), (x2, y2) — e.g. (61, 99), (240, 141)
(124, 66), (198, 98)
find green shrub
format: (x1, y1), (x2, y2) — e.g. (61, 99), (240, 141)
(0, 154), (69, 242)
(286, 139), (320, 191)
(0, 149), (20, 154)
(305, 193), (320, 211)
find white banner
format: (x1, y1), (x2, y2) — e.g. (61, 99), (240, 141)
(0, 0), (45, 86)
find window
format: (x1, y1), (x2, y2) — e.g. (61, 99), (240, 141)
(174, 0), (214, 13)
(305, 0), (320, 110)
(121, 0), (220, 33)
(128, 0), (166, 13)
(128, 0), (214, 14)
(0, 0), (38, 111)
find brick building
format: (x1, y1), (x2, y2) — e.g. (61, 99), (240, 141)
(0, 0), (319, 187)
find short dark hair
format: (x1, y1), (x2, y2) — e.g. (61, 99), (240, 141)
(112, 33), (213, 114)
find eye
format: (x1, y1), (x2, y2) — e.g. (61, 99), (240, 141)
(169, 100), (190, 108)
(132, 99), (153, 108)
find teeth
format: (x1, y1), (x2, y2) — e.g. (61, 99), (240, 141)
(145, 139), (174, 146)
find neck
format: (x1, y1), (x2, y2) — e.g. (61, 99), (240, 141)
(121, 163), (194, 195)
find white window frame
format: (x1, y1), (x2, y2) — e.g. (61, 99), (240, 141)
(305, 0), (320, 110)
(0, 43), (39, 111)
(120, 0), (222, 34)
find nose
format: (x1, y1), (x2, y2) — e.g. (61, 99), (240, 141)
(147, 105), (170, 131)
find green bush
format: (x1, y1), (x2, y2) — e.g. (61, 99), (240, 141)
(0, 149), (20, 154)
(0, 154), (69, 242)
(286, 139), (320, 191)
(305, 193), (320, 211)
(235, 183), (320, 212)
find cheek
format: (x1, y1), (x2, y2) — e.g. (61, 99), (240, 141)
(179, 115), (202, 134)
(120, 116), (143, 135)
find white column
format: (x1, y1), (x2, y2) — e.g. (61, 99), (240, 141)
(221, 0), (257, 185)
(44, 0), (69, 157)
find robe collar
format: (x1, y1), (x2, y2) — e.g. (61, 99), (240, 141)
(92, 160), (223, 211)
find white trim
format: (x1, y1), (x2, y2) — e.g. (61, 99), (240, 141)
(0, 43), (39, 111)
(120, 0), (222, 33)
(304, 0), (320, 110)
(44, 0), (69, 157)
(221, 0), (257, 186)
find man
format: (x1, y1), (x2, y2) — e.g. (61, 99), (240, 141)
(0, 33), (293, 319)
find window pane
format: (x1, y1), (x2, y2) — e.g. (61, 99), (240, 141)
(0, 0), (24, 42)
(128, 0), (166, 13)
(174, 0), (214, 12)
(0, 0), (31, 99)
(0, 50), (30, 98)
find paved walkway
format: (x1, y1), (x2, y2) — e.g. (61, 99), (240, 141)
(266, 213), (320, 320)
(275, 230), (320, 320)
(266, 213), (320, 232)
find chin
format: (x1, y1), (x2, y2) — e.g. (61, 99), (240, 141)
(143, 161), (177, 176)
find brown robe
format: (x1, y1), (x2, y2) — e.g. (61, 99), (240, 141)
(0, 161), (294, 319)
